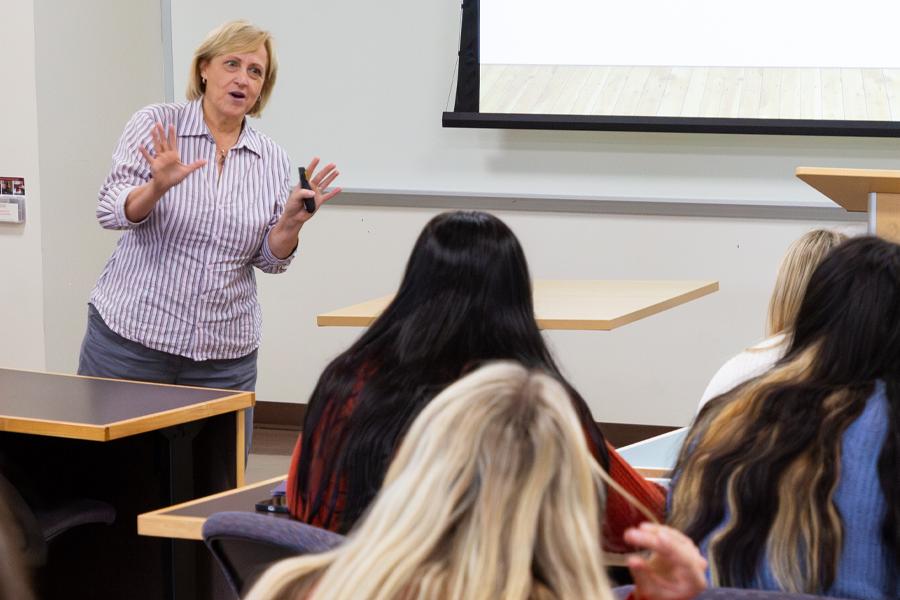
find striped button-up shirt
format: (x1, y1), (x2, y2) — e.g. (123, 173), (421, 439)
(91, 99), (294, 360)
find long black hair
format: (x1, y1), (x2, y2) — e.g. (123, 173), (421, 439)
(670, 236), (900, 592)
(293, 211), (609, 533)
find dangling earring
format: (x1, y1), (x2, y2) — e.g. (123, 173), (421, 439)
(201, 76), (207, 86)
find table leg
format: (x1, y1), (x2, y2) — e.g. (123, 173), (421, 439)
(236, 409), (246, 487)
(161, 422), (204, 600)
(874, 192), (900, 243)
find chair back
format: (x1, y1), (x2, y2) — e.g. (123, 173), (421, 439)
(0, 471), (117, 568)
(0, 471), (47, 566)
(202, 511), (344, 596)
(614, 585), (852, 600)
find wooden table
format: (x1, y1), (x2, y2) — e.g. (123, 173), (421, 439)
(796, 166), (900, 243)
(139, 475), (632, 568)
(317, 280), (719, 330)
(139, 476), (288, 541)
(0, 368), (251, 451)
(0, 368), (253, 600)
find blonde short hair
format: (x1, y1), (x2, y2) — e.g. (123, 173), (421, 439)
(766, 229), (847, 336)
(185, 20), (278, 117)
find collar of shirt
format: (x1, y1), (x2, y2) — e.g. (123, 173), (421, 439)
(175, 98), (262, 158)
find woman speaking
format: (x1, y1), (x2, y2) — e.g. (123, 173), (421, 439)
(78, 21), (339, 449)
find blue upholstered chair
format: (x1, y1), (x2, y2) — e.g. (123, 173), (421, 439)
(0, 471), (115, 567)
(202, 511), (345, 597)
(613, 585), (852, 600)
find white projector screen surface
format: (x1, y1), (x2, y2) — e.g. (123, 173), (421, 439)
(482, 0), (900, 68)
(475, 0), (900, 125)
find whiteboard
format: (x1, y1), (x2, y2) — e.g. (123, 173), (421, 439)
(168, 0), (900, 208)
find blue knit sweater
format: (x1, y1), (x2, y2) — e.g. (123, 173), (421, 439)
(688, 382), (899, 599)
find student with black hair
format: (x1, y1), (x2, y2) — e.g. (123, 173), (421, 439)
(287, 211), (665, 552)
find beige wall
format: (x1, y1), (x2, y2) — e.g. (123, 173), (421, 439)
(0, 0), (46, 369)
(35, 0), (166, 373)
(254, 205), (863, 426)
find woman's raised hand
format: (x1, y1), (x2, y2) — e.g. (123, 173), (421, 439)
(624, 523), (707, 600)
(282, 157), (342, 226)
(139, 123), (207, 193)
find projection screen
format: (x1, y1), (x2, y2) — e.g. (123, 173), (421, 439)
(444, 0), (900, 136)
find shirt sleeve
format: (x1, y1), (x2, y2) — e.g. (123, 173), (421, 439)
(252, 148), (296, 274)
(96, 109), (156, 230)
(601, 441), (667, 553)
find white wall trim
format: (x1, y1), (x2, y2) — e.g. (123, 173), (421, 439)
(333, 189), (866, 222)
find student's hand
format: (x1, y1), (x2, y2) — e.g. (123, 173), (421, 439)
(624, 523), (707, 600)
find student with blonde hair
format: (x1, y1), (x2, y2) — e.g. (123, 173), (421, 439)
(672, 237), (900, 599)
(249, 362), (706, 600)
(698, 228), (846, 408)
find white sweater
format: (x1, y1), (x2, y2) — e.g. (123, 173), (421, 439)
(698, 333), (788, 410)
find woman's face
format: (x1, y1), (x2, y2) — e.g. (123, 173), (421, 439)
(200, 45), (268, 123)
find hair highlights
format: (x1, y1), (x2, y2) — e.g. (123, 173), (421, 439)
(671, 236), (900, 593)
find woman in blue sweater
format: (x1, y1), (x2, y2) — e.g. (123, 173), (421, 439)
(669, 236), (899, 600)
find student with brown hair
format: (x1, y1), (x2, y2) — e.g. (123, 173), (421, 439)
(672, 236), (900, 599)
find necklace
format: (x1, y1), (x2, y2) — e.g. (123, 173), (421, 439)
(217, 147), (228, 169)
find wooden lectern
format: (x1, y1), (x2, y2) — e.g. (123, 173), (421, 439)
(796, 167), (900, 243)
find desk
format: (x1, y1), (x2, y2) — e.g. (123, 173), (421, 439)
(0, 368), (253, 600)
(796, 167), (900, 242)
(317, 280), (718, 330)
(140, 475), (633, 569)
(618, 427), (687, 479)
(139, 475), (288, 541)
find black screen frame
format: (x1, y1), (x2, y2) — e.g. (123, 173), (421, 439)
(444, 0), (900, 138)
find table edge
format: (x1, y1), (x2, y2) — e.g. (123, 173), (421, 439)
(316, 280), (720, 330)
(0, 391), (253, 441)
(105, 391), (254, 440)
(137, 475), (286, 540)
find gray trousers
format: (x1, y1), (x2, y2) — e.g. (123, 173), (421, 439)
(78, 304), (256, 455)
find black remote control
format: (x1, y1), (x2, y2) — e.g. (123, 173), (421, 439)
(298, 167), (316, 213)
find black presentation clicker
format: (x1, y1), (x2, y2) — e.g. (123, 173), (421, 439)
(298, 167), (316, 213)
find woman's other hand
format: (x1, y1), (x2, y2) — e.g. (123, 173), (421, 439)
(624, 523), (707, 600)
(282, 157), (342, 227)
(267, 157), (342, 258)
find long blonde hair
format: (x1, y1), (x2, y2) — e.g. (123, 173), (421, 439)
(766, 229), (846, 337)
(247, 363), (625, 600)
